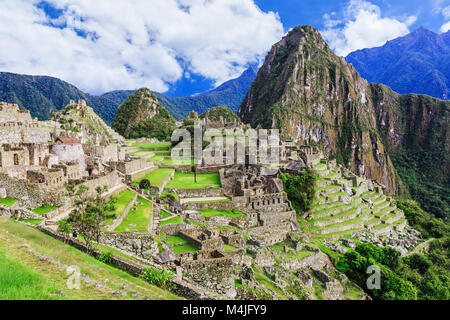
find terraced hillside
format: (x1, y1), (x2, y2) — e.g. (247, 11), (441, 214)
(301, 159), (407, 240)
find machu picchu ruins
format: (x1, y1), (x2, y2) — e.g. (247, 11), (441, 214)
(0, 4), (448, 304)
(0, 96), (424, 301)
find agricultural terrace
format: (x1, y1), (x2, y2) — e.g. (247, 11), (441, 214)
(129, 142), (172, 149)
(103, 190), (136, 225)
(164, 172), (221, 189)
(133, 168), (174, 187)
(115, 196), (152, 232)
(31, 205), (59, 216)
(0, 197), (18, 207)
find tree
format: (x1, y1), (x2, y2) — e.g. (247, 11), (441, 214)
(67, 185), (103, 252)
(192, 164), (197, 183)
(57, 219), (72, 243)
(139, 178), (151, 190)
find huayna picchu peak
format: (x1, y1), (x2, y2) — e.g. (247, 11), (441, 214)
(238, 25), (449, 218)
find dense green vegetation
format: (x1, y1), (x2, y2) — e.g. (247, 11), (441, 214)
(200, 106), (240, 123)
(112, 88), (176, 140)
(280, 168), (318, 213)
(396, 199), (449, 238)
(392, 150), (449, 220)
(141, 267), (175, 291)
(337, 240), (449, 300)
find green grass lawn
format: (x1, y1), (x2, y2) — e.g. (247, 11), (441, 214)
(160, 157), (194, 166)
(133, 168), (174, 187)
(159, 216), (183, 226)
(160, 210), (172, 219)
(31, 204), (59, 215)
(0, 197), (18, 207)
(199, 209), (246, 218)
(130, 150), (155, 157)
(147, 155), (165, 162)
(164, 172), (221, 189)
(0, 251), (63, 300)
(167, 235), (187, 245)
(171, 243), (198, 253)
(114, 196), (152, 232)
(103, 190), (136, 225)
(22, 219), (43, 226)
(131, 142), (171, 149)
(224, 244), (237, 252)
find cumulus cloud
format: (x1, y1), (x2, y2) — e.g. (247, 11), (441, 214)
(0, 0), (283, 94)
(439, 6), (450, 32)
(321, 0), (417, 56)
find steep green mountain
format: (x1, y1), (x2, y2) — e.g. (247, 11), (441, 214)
(346, 27), (450, 100)
(0, 67), (256, 124)
(111, 88), (175, 140)
(0, 72), (117, 123)
(105, 67), (257, 119)
(238, 25), (449, 218)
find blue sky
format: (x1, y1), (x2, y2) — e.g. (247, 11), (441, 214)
(0, 0), (448, 97)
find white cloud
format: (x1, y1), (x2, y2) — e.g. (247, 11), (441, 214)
(440, 5), (450, 33)
(0, 0), (283, 94)
(321, 0), (417, 56)
(440, 21), (450, 33)
(443, 6), (450, 19)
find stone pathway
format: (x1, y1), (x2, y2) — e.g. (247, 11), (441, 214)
(106, 193), (138, 232)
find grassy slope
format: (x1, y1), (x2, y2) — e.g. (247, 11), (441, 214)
(115, 196), (152, 233)
(0, 217), (180, 300)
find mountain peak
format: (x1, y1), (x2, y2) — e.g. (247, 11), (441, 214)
(346, 26), (449, 99)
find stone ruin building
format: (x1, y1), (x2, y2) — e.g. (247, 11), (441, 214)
(0, 100), (132, 208)
(220, 164), (300, 245)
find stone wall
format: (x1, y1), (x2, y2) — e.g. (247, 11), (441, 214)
(79, 171), (122, 198)
(0, 123), (51, 144)
(166, 188), (223, 198)
(183, 200), (234, 211)
(0, 102), (32, 122)
(180, 257), (235, 298)
(100, 232), (158, 261)
(160, 222), (196, 236)
(0, 173), (65, 208)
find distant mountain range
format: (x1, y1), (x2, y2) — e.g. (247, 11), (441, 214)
(0, 66), (257, 124)
(346, 27), (450, 100)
